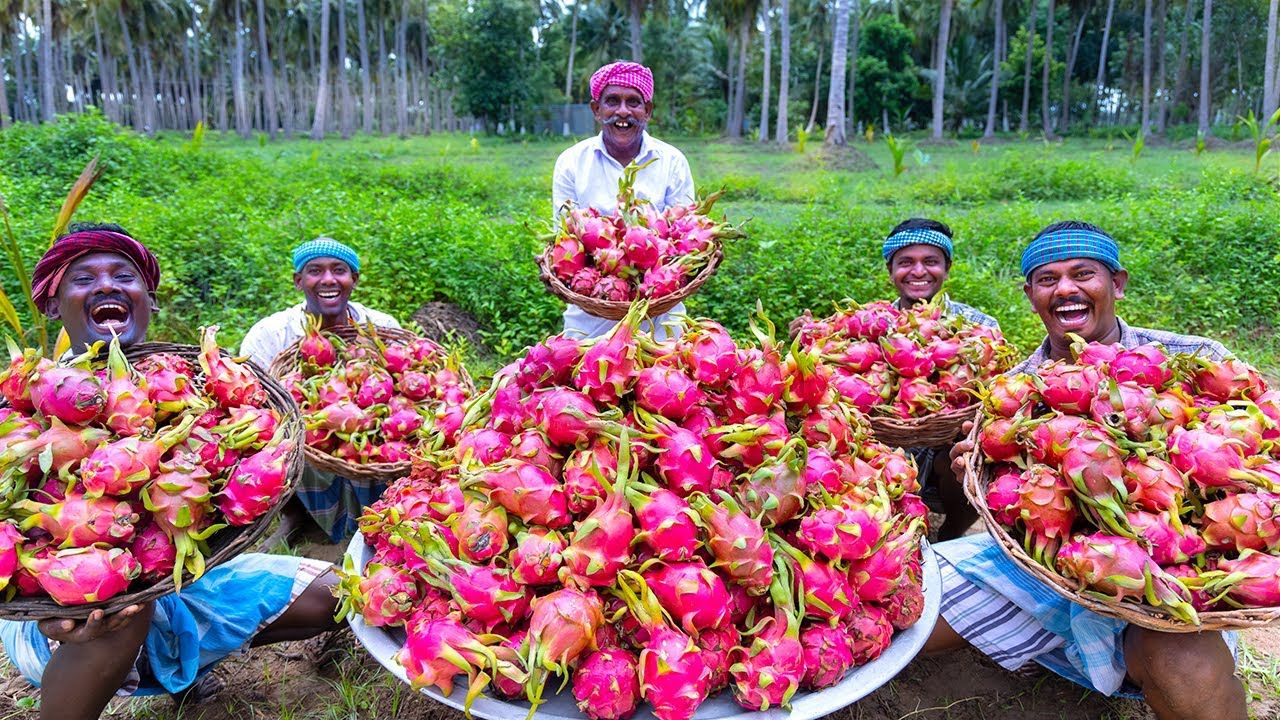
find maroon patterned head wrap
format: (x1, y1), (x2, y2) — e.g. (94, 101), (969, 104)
(590, 62), (655, 102)
(31, 230), (161, 306)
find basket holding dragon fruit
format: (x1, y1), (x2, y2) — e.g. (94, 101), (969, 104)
(0, 327), (301, 617)
(963, 339), (1280, 630)
(336, 301), (936, 720)
(269, 319), (474, 481)
(792, 298), (1018, 448)
(538, 161), (743, 321)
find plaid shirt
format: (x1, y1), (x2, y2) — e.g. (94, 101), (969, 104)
(1011, 318), (1230, 374)
(893, 296), (1001, 330)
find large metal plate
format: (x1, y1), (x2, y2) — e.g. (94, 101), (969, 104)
(347, 533), (941, 720)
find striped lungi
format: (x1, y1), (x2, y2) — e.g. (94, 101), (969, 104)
(294, 465), (388, 543)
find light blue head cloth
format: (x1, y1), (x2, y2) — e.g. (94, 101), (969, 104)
(292, 237), (361, 273)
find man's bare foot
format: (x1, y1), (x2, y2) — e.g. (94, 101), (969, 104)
(170, 672), (225, 709)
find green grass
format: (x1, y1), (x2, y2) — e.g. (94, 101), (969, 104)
(2, 112), (1278, 372)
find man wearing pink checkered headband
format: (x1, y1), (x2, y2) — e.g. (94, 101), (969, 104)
(552, 61), (695, 342)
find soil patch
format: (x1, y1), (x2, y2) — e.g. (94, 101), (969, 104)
(410, 301), (492, 357)
(813, 145), (879, 172)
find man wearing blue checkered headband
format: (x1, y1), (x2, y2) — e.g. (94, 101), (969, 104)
(930, 220), (1244, 720)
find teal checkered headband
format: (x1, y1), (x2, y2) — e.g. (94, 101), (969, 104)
(1020, 229), (1121, 277)
(882, 229), (954, 262)
(292, 238), (361, 273)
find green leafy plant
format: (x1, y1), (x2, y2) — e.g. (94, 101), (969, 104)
(796, 128), (809, 154)
(1195, 132), (1207, 157)
(1119, 131), (1145, 164)
(1236, 109), (1280, 173)
(885, 134), (909, 177)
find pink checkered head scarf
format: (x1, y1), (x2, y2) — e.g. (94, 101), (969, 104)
(590, 62), (654, 102)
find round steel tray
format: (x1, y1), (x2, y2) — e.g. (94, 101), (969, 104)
(346, 533), (941, 720)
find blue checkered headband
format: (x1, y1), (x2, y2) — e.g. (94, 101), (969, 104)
(882, 228), (954, 262)
(292, 238), (360, 273)
(1020, 228), (1121, 277)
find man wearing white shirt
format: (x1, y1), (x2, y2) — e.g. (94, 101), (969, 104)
(551, 61), (695, 340)
(242, 237), (402, 545)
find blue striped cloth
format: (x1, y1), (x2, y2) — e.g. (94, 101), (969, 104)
(292, 237), (361, 273)
(1020, 228), (1121, 277)
(882, 228), (954, 262)
(0, 554), (329, 696)
(295, 465), (388, 543)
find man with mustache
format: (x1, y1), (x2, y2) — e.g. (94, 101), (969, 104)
(240, 237), (402, 545)
(552, 60), (694, 340)
(0, 225), (341, 720)
(927, 220), (1243, 720)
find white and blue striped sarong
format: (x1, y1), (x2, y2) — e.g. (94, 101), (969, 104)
(295, 465), (388, 543)
(935, 534), (1236, 697)
(0, 554), (330, 696)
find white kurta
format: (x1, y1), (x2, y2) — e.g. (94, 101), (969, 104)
(239, 301), (401, 371)
(551, 131), (695, 341)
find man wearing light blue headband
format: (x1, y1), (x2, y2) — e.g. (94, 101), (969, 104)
(928, 220), (1243, 720)
(241, 236), (402, 546)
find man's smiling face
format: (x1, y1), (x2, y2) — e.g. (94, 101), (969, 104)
(47, 251), (156, 349)
(295, 257), (357, 321)
(591, 84), (652, 150)
(889, 244), (950, 304)
(1024, 258), (1128, 344)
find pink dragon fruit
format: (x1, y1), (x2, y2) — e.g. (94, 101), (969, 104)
(23, 545), (140, 605)
(1122, 454), (1185, 513)
(614, 573), (713, 720)
(640, 561), (732, 635)
(980, 373), (1040, 417)
(563, 440), (616, 514)
(573, 648), (642, 720)
(337, 561), (422, 627)
(15, 493), (138, 548)
(633, 365), (704, 420)
(1055, 533), (1198, 623)
(638, 264), (687, 298)
(523, 587), (606, 709)
(551, 235), (588, 279)
(794, 496), (888, 563)
(198, 326), (266, 408)
(570, 267), (603, 295)
(397, 616), (523, 707)
(452, 498), (509, 563)
(454, 427), (512, 466)
(0, 523), (23, 591)
(883, 580), (925, 629)
(725, 343), (785, 420)
(803, 446), (844, 493)
(646, 416), (720, 498)
(627, 482), (702, 561)
(799, 622), (855, 690)
(677, 319), (739, 388)
(79, 413), (196, 497)
(848, 605), (895, 664)
(298, 314), (337, 369)
(1110, 344), (1173, 388)
(1201, 492), (1280, 553)
(1060, 430), (1130, 534)
(775, 537), (857, 623)
(979, 417), (1022, 462)
(573, 304), (646, 403)
(209, 405), (279, 451)
(1167, 426), (1253, 491)
(689, 492), (774, 595)
(782, 345), (832, 410)
(27, 348), (106, 425)
(1023, 413), (1091, 466)
(840, 301), (897, 340)
(468, 460), (570, 529)
(1016, 464), (1077, 563)
(0, 339), (43, 412)
(382, 406), (425, 443)
(1035, 362), (1101, 414)
(728, 594), (804, 711)
(986, 465), (1024, 526)
(1199, 406), (1268, 455)
(830, 371), (885, 413)
(737, 441), (809, 527)
(217, 440), (292, 525)
(1089, 380), (1160, 440)
(0, 418), (110, 477)
(354, 371), (394, 408)
(1124, 510), (1205, 568)
(559, 462), (636, 587)
(800, 402), (858, 454)
(143, 452), (220, 585)
(1191, 357), (1265, 402)
(593, 275), (632, 302)
(533, 387), (617, 446)
(892, 375), (944, 417)
(100, 337), (155, 436)
(1207, 551), (1280, 607)
(129, 522), (176, 583)
(878, 334), (934, 379)
(417, 538), (532, 632)
(510, 528), (568, 586)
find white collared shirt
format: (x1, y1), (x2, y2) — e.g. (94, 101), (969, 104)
(552, 131), (695, 218)
(239, 301), (401, 371)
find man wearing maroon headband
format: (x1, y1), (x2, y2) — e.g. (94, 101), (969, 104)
(552, 60), (695, 340)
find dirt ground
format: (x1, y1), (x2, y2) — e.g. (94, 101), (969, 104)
(0, 533), (1275, 720)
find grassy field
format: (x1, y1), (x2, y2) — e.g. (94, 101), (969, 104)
(2, 115), (1279, 374)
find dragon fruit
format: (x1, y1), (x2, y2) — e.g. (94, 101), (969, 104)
(466, 460), (570, 529)
(627, 482), (702, 561)
(1122, 455), (1185, 513)
(0, 522), (23, 591)
(0, 339), (43, 412)
(1035, 362), (1101, 414)
(846, 518), (922, 603)
(979, 417), (1022, 462)
(397, 616), (522, 707)
(981, 374), (1040, 417)
(1023, 413), (1091, 467)
(1207, 550), (1280, 606)
(337, 561), (422, 627)
(15, 493), (138, 548)
(510, 528), (568, 586)
(452, 498), (509, 563)
(129, 522), (176, 583)
(798, 622), (855, 690)
(143, 452), (221, 586)
(1200, 406), (1268, 456)
(986, 465), (1024, 526)
(690, 492), (774, 595)
(1201, 492), (1280, 553)
(523, 587), (606, 709)
(564, 440), (616, 514)
(847, 605), (895, 664)
(774, 537), (857, 623)
(884, 580), (925, 629)
(517, 335), (583, 390)
(417, 537), (532, 632)
(1015, 464), (1077, 563)
(198, 326), (266, 408)
(646, 417), (720, 498)
(633, 365), (704, 420)
(1110, 344), (1173, 388)
(802, 446), (844, 493)
(1191, 357), (1264, 402)
(533, 387), (616, 447)
(1055, 533), (1199, 623)
(641, 560), (732, 635)
(1167, 426), (1254, 491)
(678, 319), (739, 387)
(79, 413), (196, 497)
(638, 264), (687, 298)
(574, 303), (644, 404)
(298, 314), (337, 369)
(551, 235), (588, 279)
(1090, 380), (1160, 440)
(28, 347), (106, 425)
(573, 648), (642, 720)
(724, 334), (785, 420)
(354, 371), (395, 408)
(100, 337), (155, 437)
(1124, 509), (1207, 565)
(614, 572), (713, 720)
(560, 431), (636, 588)
(23, 545), (140, 605)
(1060, 430), (1130, 534)
(509, 429), (564, 475)
(794, 496), (887, 563)
(217, 440), (292, 525)
(728, 564), (805, 711)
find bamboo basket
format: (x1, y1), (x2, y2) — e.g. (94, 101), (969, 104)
(269, 324), (472, 483)
(536, 244), (725, 321)
(960, 415), (1280, 632)
(869, 403), (976, 449)
(0, 341), (303, 620)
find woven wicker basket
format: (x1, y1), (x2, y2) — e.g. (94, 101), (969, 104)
(0, 341), (304, 620)
(870, 403), (976, 449)
(536, 244), (725, 321)
(269, 324), (471, 483)
(959, 417), (1280, 632)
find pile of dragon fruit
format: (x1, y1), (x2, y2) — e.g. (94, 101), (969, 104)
(0, 327), (293, 606)
(976, 340), (1280, 624)
(793, 298), (1017, 418)
(339, 302), (929, 720)
(277, 318), (471, 465)
(546, 163), (741, 303)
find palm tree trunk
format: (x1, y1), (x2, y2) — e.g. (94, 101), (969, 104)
(338, 0), (352, 138)
(806, 35), (823, 133)
(358, 0), (373, 134)
(378, 9), (389, 133)
(1265, 0), (1279, 127)
(563, 0), (580, 135)
(92, 13), (112, 122)
(1040, 0), (1056, 135)
(396, 0), (408, 137)
(1141, 0), (1153, 136)
(1172, 0), (1194, 114)
(931, 0), (954, 139)
(189, 11), (203, 127)
(312, 0), (332, 140)
(0, 33), (9, 128)
(214, 57), (228, 130)
(277, 20), (294, 137)
(139, 15), (160, 135)
(1019, 0), (1036, 132)
(731, 12), (750, 139)
(232, 0), (250, 137)
(1154, 0), (1168, 133)
(759, 0), (772, 142)
(824, 0), (850, 146)
(846, 0), (861, 135)
(116, 5), (144, 133)
(984, 0), (1004, 137)
(1059, 9), (1085, 133)
(13, 21), (28, 124)
(255, 0), (278, 138)
(1197, 0), (1211, 136)
(775, 0), (790, 142)
(725, 34), (738, 136)
(629, 0), (644, 63)
(39, 0), (54, 122)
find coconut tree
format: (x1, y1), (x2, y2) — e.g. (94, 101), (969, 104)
(1197, 0), (1211, 137)
(1018, 0), (1036, 131)
(1040, 0), (1055, 135)
(774, 0), (790, 142)
(1093, 0), (1115, 120)
(759, 0), (771, 142)
(312, 0), (331, 139)
(39, 0), (55, 121)
(1056, 0), (1086, 134)
(984, 0), (1004, 137)
(1265, 0), (1279, 128)
(823, 0), (850, 145)
(1141, 0), (1152, 136)
(254, 0), (279, 138)
(931, 0), (955, 138)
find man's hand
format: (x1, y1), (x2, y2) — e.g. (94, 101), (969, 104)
(949, 421), (975, 477)
(38, 604), (149, 644)
(788, 309), (814, 340)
